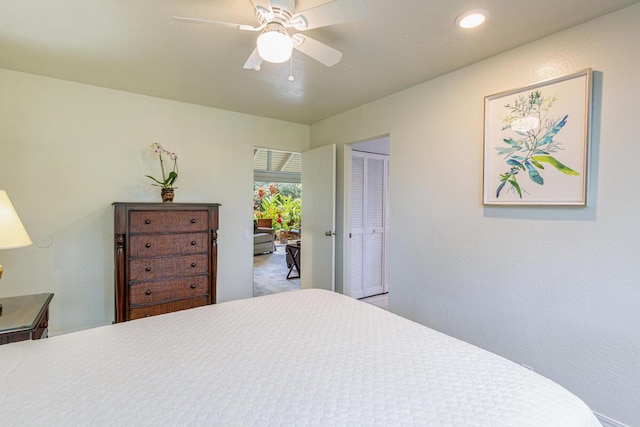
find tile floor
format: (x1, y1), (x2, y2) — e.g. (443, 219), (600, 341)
(256, 243), (388, 310)
(360, 293), (388, 310)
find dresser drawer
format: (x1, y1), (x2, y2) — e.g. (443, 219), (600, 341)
(129, 233), (208, 258)
(129, 275), (208, 305)
(129, 254), (208, 282)
(129, 210), (208, 234)
(129, 296), (208, 320)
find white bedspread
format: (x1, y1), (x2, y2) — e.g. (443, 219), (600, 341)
(0, 289), (600, 426)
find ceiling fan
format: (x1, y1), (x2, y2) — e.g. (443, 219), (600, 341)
(173, 0), (370, 70)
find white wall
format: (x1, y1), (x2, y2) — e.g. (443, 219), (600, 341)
(0, 69), (309, 334)
(311, 4), (640, 425)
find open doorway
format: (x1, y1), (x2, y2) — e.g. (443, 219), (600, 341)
(345, 136), (390, 309)
(253, 148), (302, 296)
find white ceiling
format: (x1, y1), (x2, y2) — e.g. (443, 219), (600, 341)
(1, 0), (638, 125)
(254, 148), (302, 182)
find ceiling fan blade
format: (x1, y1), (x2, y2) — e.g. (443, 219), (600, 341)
(243, 48), (264, 70)
(289, 0), (370, 31)
(291, 34), (342, 67)
(251, 0), (274, 19)
(171, 16), (263, 32)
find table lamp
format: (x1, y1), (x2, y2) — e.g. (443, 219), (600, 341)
(0, 190), (32, 315)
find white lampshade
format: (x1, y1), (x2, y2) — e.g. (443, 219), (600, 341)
(0, 190), (32, 249)
(257, 30), (293, 63)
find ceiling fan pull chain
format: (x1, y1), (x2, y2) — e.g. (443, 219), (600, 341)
(288, 55), (295, 82)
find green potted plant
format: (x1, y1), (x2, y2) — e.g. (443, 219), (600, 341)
(146, 142), (178, 202)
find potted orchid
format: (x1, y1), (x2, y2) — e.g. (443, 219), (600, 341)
(146, 142), (178, 202)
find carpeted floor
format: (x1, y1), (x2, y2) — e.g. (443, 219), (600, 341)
(253, 243), (301, 296)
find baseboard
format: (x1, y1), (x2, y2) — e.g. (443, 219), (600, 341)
(594, 411), (631, 427)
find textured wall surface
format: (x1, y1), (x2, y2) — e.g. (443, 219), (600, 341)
(0, 70), (309, 334)
(311, 4), (640, 425)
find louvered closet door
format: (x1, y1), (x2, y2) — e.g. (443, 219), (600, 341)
(363, 155), (385, 297)
(350, 153), (365, 298)
(350, 152), (387, 299)
(384, 157), (390, 293)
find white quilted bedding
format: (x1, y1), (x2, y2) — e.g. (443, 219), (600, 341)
(0, 289), (600, 426)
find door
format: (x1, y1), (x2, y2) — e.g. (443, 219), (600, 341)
(350, 151), (388, 298)
(301, 144), (336, 291)
(350, 153), (365, 298)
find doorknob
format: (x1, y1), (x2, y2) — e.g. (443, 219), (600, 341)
(325, 231), (336, 236)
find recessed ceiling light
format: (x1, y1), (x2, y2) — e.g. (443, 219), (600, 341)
(455, 9), (489, 29)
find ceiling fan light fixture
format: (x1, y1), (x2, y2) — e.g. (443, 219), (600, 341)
(257, 29), (293, 63)
(455, 9), (489, 29)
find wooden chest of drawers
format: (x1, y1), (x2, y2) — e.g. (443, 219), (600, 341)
(113, 203), (220, 322)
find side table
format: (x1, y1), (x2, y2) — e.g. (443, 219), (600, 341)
(0, 293), (54, 345)
(285, 243), (301, 279)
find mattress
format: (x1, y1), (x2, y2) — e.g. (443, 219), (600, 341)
(0, 289), (600, 426)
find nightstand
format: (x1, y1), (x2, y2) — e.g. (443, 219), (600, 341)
(0, 293), (54, 345)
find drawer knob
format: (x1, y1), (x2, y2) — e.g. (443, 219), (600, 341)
(145, 290), (152, 295)
(145, 267), (151, 272)
(191, 262), (196, 267)
(190, 284), (197, 289)
(145, 243), (151, 248)
(145, 219), (151, 224)
(191, 240), (197, 246)
(191, 219), (197, 224)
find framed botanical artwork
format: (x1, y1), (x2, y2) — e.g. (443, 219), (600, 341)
(483, 69), (592, 205)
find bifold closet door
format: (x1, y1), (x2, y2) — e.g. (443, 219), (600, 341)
(350, 152), (386, 299)
(363, 156), (385, 297)
(350, 154), (365, 299)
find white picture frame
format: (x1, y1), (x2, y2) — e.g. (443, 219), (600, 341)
(483, 69), (592, 205)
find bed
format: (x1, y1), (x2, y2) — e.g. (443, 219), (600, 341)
(0, 289), (600, 426)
